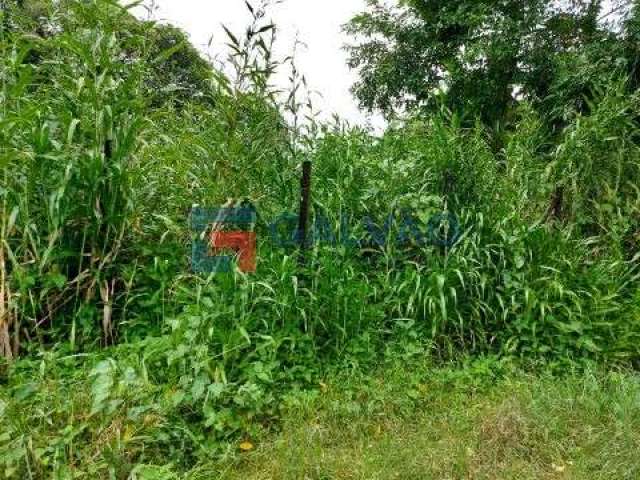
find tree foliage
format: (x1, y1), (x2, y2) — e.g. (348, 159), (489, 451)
(346, 0), (632, 129)
(2, 0), (214, 108)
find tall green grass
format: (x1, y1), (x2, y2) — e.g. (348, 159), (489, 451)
(1, 0), (639, 362)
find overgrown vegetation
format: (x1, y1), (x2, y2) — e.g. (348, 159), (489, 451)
(4, 353), (640, 479)
(0, 0), (639, 478)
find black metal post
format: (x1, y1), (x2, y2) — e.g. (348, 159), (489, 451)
(297, 161), (312, 266)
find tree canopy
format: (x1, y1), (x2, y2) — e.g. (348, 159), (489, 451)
(346, 0), (636, 129)
(2, 0), (214, 108)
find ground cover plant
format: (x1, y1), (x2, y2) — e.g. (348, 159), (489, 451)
(0, 0), (639, 478)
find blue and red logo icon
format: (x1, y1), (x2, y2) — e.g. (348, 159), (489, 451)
(191, 206), (257, 273)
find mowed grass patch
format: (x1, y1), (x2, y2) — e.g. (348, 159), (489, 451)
(3, 355), (640, 478)
(207, 362), (640, 480)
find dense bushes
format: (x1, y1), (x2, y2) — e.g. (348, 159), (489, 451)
(1, 0), (639, 361)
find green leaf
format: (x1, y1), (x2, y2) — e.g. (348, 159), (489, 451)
(191, 374), (209, 401)
(67, 119), (80, 145)
(255, 24), (275, 35)
(222, 25), (239, 46)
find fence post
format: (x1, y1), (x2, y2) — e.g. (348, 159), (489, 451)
(297, 161), (312, 267)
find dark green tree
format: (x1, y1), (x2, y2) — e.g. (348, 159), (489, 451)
(137, 23), (214, 108)
(624, 0), (640, 89)
(346, 0), (629, 130)
(2, 0), (214, 108)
